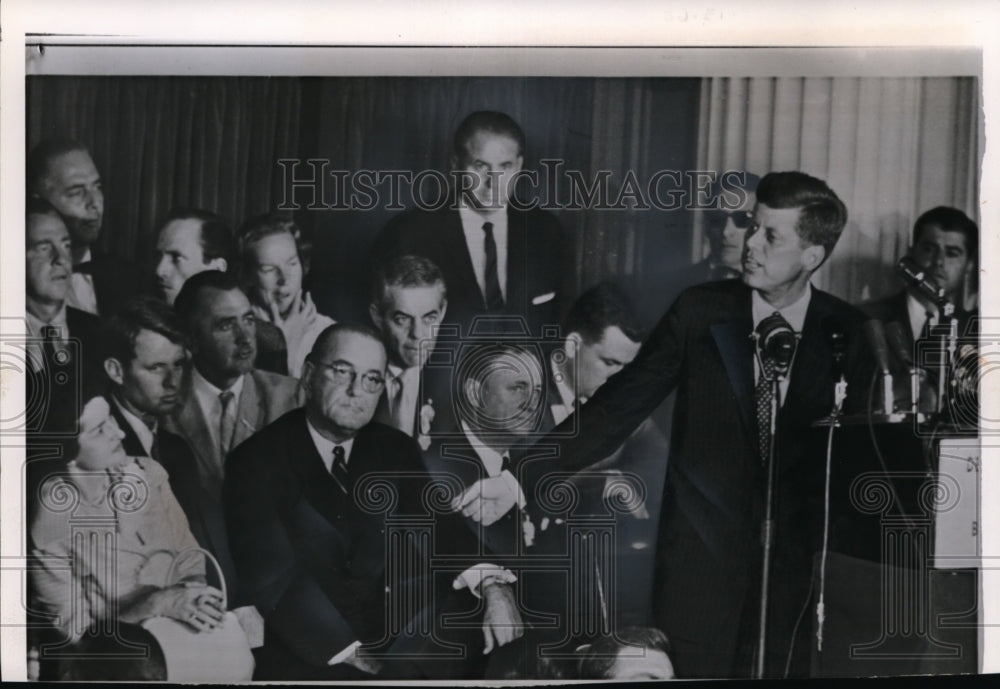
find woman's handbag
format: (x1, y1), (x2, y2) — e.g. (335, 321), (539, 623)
(140, 547), (255, 681)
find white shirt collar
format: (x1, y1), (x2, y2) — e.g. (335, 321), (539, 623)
(191, 365), (245, 422)
(306, 417), (355, 473)
(751, 282), (812, 333)
(906, 292), (937, 341)
(112, 395), (157, 457)
(459, 421), (508, 478)
(25, 303), (68, 339)
(549, 361), (577, 423)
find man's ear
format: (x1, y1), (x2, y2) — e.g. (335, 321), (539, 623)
(438, 298), (448, 323)
(369, 303), (384, 330)
(104, 357), (125, 386)
(801, 244), (826, 273)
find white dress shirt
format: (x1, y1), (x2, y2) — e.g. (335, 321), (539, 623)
(751, 283), (812, 406)
(191, 367), (245, 467)
(384, 363), (422, 436)
(66, 248), (99, 315)
(458, 204), (508, 302)
(25, 305), (69, 373)
(906, 292), (938, 342)
(549, 358), (578, 426)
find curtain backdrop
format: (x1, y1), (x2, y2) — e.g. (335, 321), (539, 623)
(27, 77), (303, 280)
(26, 76), (701, 324)
(694, 76), (982, 304)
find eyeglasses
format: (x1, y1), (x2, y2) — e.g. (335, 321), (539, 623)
(706, 209), (753, 229)
(314, 361), (385, 394)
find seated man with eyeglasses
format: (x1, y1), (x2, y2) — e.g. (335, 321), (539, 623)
(223, 323), (522, 680)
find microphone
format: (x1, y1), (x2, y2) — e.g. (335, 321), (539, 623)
(823, 317), (847, 382)
(897, 256), (949, 307)
(863, 319), (894, 415)
(755, 313), (797, 376)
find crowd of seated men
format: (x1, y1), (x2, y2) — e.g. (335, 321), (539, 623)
(23, 107), (978, 680)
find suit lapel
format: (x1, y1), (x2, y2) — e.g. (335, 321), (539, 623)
(110, 398), (146, 457)
(167, 375), (219, 484)
(444, 208), (487, 310)
(783, 292), (834, 421)
(506, 209), (527, 313)
(709, 289), (756, 438)
(290, 415), (351, 528)
(232, 371), (264, 449)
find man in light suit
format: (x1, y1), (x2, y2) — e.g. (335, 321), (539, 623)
(224, 324), (522, 680)
(369, 254), (454, 448)
(164, 270), (302, 502)
(373, 111), (566, 336)
(101, 295), (263, 646)
(467, 172), (875, 678)
(28, 139), (142, 317)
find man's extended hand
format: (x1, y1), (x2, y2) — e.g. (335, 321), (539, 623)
(481, 581), (523, 654)
(452, 475), (519, 526)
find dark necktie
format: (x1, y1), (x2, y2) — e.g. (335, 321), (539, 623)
(482, 221), (505, 311)
(41, 326), (59, 373)
(331, 445), (350, 494)
(754, 313), (787, 464)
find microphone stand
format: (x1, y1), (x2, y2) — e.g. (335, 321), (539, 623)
(754, 341), (798, 680)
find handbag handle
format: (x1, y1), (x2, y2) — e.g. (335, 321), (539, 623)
(165, 547), (228, 610)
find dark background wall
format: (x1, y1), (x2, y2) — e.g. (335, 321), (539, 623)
(27, 76), (700, 326)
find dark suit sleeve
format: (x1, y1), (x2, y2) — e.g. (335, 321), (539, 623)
(520, 294), (686, 500)
(223, 442), (356, 667)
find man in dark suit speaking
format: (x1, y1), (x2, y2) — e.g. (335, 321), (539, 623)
(463, 172), (874, 678)
(223, 323), (521, 679)
(373, 111), (565, 336)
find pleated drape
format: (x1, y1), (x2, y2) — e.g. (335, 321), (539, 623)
(694, 76), (982, 304)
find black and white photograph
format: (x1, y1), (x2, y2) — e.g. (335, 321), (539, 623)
(1, 1), (996, 683)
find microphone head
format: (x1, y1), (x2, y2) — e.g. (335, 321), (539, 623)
(756, 313), (797, 371)
(897, 256), (948, 305)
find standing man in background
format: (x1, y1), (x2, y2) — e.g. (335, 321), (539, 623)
(373, 111), (566, 336)
(28, 139), (142, 317)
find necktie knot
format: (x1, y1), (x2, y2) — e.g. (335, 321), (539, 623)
(331, 445), (350, 493)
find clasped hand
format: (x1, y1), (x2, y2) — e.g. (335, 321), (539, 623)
(452, 475), (519, 526)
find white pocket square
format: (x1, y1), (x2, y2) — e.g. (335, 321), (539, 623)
(531, 292), (556, 306)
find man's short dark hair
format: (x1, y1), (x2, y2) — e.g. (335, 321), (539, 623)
(104, 295), (187, 367)
(578, 626), (673, 679)
(26, 196), (63, 222)
(453, 111), (526, 164)
(912, 206), (978, 263)
(755, 171), (848, 262)
(237, 212), (313, 279)
(161, 208), (235, 267)
(172, 269), (245, 329)
(563, 282), (645, 345)
(308, 322), (385, 364)
(27, 138), (91, 196)
(370, 254), (447, 312)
